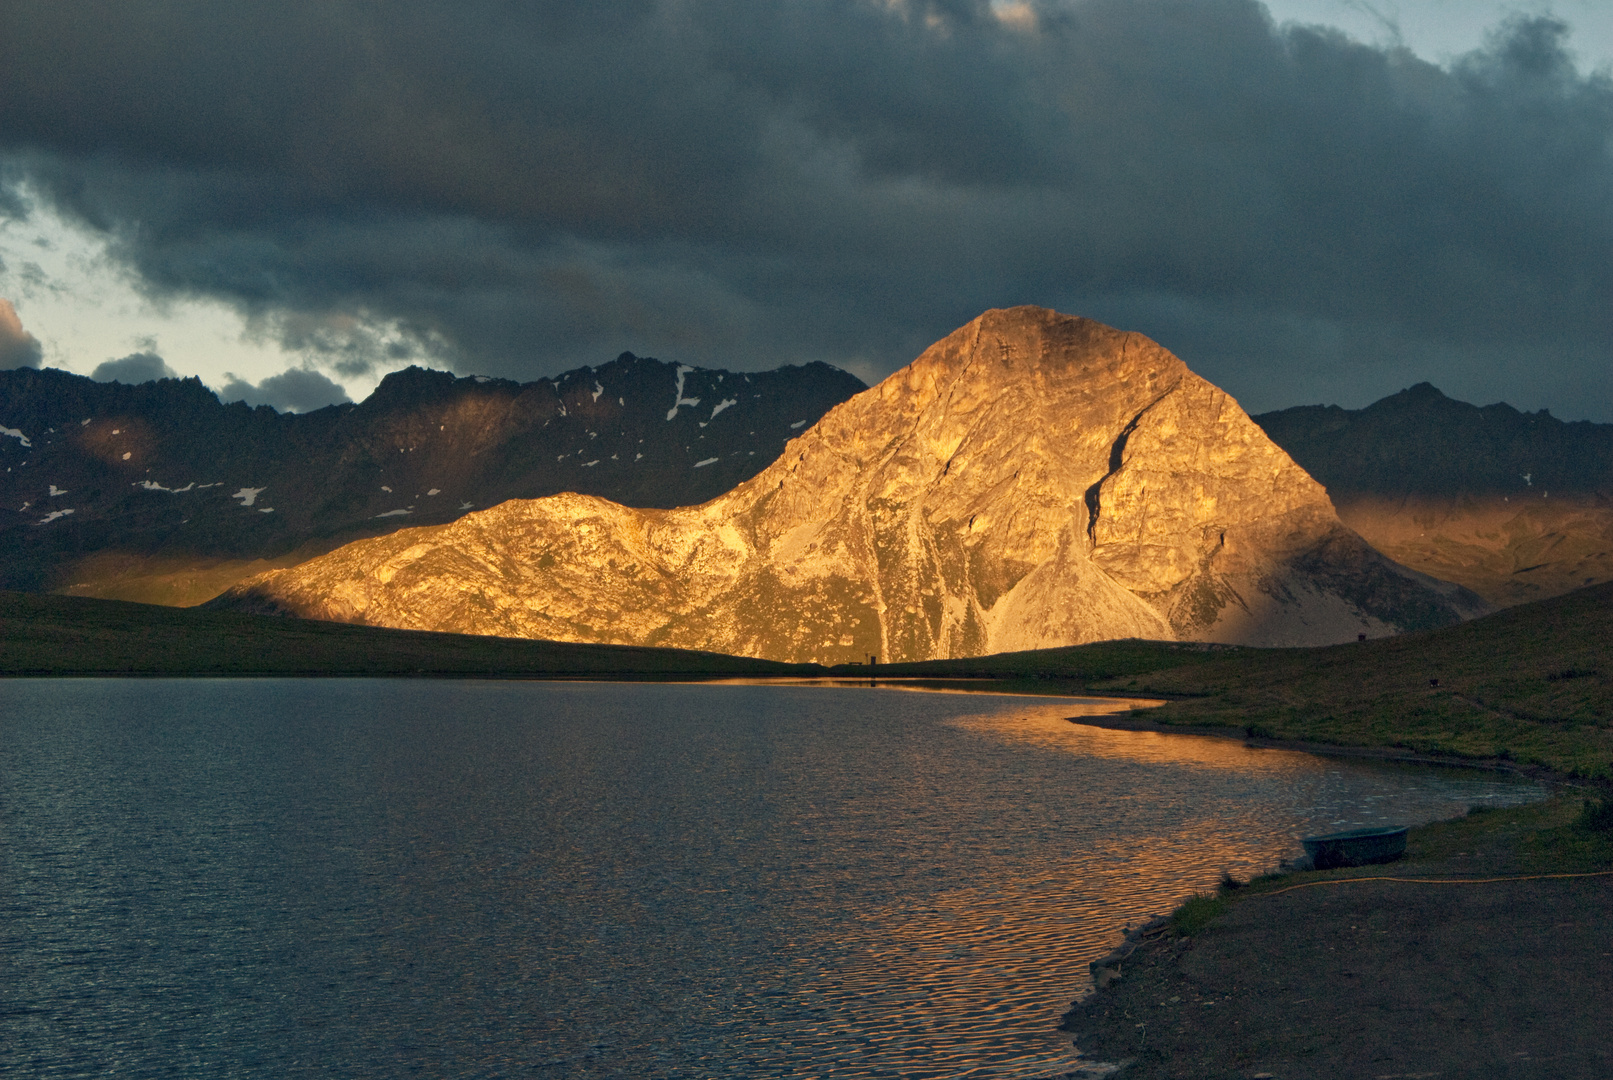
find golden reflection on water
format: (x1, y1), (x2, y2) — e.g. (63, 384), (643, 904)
(952, 703), (1321, 773)
(1, 679), (1553, 1080)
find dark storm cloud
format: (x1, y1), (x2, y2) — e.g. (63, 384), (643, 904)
(90, 350), (177, 383)
(215, 368), (353, 413)
(0, 1), (1608, 415)
(0, 297), (43, 369)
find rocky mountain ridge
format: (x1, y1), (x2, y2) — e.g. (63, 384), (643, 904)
(0, 355), (865, 603)
(1254, 384), (1613, 605)
(217, 308), (1488, 663)
(1253, 382), (1613, 498)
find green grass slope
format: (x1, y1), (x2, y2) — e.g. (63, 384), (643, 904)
(835, 583), (1613, 778)
(0, 592), (825, 678)
(828, 638), (1245, 684)
(1098, 582), (1613, 778)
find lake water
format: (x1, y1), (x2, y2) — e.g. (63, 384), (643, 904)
(0, 679), (1546, 1078)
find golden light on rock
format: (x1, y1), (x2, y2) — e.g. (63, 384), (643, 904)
(219, 307), (1487, 662)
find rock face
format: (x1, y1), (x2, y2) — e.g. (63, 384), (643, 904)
(0, 355), (864, 603)
(218, 308), (1488, 662)
(1255, 384), (1613, 606)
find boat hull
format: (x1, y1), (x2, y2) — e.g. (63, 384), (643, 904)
(1301, 826), (1408, 870)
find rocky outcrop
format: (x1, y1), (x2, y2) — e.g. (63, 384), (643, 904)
(0, 355), (865, 602)
(217, 308), (1488, 662)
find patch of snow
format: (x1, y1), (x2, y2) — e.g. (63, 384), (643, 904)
(381, 485), (392, 492)
(49, 484), (68, 497)
(1521, 473), (1532, 486)
(582, 459), (600, 467)
(135, 480), (195, 493)
(557, 454), (568, 460)
(618, 397), (624, 406)
(592, 381), (604, 402)
(258, 508), (274, 514)
(475, 375), (491, 383)
(427, 488), (440, 496)
(699, 422), (708, 428)
(375, 508), (413, 518)
(120, 452), (131, 460)
(112, 429), (121, 435)
(558, 405), (566, 417)
(666, 365), (701, 420)
(81, 418), (90, 426)
(197, 482), (220, 489)
(635, 453), (643, 461)
(1, 424), (31, 448)
(693, 457), (719, 468)
(37, 508), (75, 524)
(790, 419), (807, 429)
(710, 398), (737, 419)
(232, 487), (267, 507)
(459, 501), (473, 510)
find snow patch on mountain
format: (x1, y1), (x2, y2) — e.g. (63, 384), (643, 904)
(666, 366), (701, 420)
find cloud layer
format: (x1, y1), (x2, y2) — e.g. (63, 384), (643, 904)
(216, 368), (353, 413)
(90, 351), (177, 384)
(0, 0), (1609, 416)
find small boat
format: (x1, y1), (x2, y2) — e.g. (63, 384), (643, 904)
(1301, 825), (1408, 870)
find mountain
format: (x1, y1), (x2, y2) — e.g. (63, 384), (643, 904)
(1254, 384), (1613, 606)
(214, 307), (1488, 663)
(0, 355), (866, 604)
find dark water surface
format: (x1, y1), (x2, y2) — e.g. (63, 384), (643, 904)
(0, 679), (1544, 1078)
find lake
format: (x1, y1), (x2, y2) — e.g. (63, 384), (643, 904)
(0, 679), (1546, 1078)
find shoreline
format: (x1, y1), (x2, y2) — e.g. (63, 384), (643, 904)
(1052, 794), (1613, 1078)
(1062, 711), (1606, 789)
(1044, 706), (1613, 1079)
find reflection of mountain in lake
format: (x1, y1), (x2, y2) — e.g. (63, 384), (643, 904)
(217, 307), (1486, 662)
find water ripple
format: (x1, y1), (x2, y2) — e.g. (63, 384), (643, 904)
(0, 680), (1543, 1078)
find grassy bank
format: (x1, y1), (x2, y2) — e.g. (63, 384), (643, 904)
(0, 591), (825, 677)
(1095, 583), (1613, 779)
(831, 637), (1244, 685)
(839, 583), (1613, 779)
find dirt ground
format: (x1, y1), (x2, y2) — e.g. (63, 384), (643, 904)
(1052, 799), (1613, 1080)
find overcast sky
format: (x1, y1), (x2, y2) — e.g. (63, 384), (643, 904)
(1, 0), (1609, 418)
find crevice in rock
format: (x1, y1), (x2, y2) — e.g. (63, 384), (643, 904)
(1085, 400), (1157, 545)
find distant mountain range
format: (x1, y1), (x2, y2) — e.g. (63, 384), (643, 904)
(7, 325), (1606, 637)
(0, 355), (866, 603)
(1253, 382), (1613, 497)
(1253, 384), (1613, 605)
(214, 308), (1488, 662)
